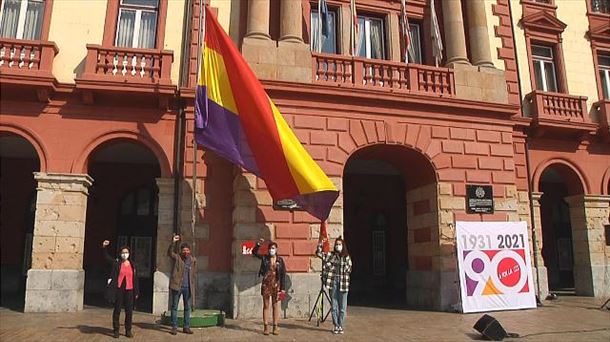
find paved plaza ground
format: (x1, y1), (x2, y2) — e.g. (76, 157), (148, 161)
(0, 296), (608, 341)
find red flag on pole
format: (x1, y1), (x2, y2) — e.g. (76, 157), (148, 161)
(319, 221), (330, 253)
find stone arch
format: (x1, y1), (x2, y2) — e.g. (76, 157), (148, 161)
(344, 143), (438, 188)
(0, 123), (48, 172)
(337, 121), (440, 182)
(532, 158), (589, 195)
(602, 168), (610, 196)
(72, 130), (172, 177)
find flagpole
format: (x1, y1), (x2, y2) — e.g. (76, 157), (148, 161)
(191, 0), (205, 277)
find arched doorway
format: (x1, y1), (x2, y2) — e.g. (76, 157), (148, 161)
(0, 133), (40, 310)
(83, 140), (161, 313)
(343, 144), (436, 308)
(538, 164), (585, 295)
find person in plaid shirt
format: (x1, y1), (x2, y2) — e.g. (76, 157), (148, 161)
(316, 237), (352, 334)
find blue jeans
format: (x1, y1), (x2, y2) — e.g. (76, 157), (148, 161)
(171, 286), (191, 328)
(330, 277), (348, 328)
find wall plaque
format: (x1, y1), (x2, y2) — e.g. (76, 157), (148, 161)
(466, 185), (494, 214)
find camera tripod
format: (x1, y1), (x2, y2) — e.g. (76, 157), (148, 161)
(308, 281), (332, 326)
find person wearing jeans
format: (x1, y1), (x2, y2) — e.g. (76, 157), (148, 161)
(331, 275), (348, 332)
(168, 234), (197, 335)
(316, 237), (352, 334)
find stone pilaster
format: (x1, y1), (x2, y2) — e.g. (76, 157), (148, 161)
(25, 172), (92, 312)
(441, 0), (470, 66)
(231, 172), (272, 319)
(152, 178), (174, 315)
(565, 195), (610, 297)
(406, 183), (445, 310)
(465, 0), (494, 68)
(530, 192), (549, 300)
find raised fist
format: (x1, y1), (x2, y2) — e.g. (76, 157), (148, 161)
(173, 235), (180, 242)
(102, 240), (110, 247)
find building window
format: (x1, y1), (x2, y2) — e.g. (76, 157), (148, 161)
(357, 15), (385, 60)
(590, 0), (610, 13)
(408, 23), (422, 64)
(599, 53), (610, 99)
(532, 45), (559, 92)
(115, 0), (159, 49)
(311, 7), (337, 54)
(0, 0), (44, 40)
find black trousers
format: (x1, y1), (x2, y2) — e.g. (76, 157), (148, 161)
(112, 285), (134, 332)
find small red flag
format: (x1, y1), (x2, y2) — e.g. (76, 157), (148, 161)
(319, 221), (330, 253)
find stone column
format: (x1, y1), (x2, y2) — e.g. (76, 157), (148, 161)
(280, 0), (303, 43)
(441, 0), (470, 66)
(24, 173), (93, 312)
(152, 178), (174, 315)
(465, 0), (494, 67)
(530, 192), (549, 300)
(245, 0), (271, 40)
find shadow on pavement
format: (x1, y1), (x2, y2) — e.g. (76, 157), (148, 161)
(281, 321), (331, 332)
(464, 332), (486, 340)
(223, 323), (261, 334)
(133, 322), (172, 333)
(59, 325), (114, 337)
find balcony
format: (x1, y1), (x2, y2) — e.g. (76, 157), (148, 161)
(312, 53), (455, 97)
(75, 44), (175, 107)
(595, 99), (610, 141)
(0, 38), (58, 101)
(526, 90), (598, 138)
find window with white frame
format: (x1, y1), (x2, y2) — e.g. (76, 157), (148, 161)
(532, 45), (559, 92)
(357, 15), (385, 60)
(408, 23), (422, 64)
(115, 0), (159, 49)
(310, 7), (337, 54)
(599, 53), (610, 99)
(0, 0), (44, 40)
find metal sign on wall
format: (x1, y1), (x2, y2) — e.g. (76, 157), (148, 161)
(273, 199), (303, 211)
(466, 185), (494, 214)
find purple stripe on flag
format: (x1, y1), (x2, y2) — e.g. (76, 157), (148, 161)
(293, 190), (340, 221)
(195, 85), (259, 173)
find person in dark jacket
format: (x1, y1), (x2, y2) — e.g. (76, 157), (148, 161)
(168, 234), (197, 335)
(102, 240), (139, 339)
(253, 238), (286, 336)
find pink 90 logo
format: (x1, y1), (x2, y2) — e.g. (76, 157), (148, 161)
(463, 249), (530, 296)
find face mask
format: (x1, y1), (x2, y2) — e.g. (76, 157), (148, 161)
(181, 251), (190, 258)
(269, 248), (277, 256)
(120, 253), (129, 260)
(335, 245), (343, 253)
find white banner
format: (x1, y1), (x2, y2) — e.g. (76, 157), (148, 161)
(456, 221), (536, 313)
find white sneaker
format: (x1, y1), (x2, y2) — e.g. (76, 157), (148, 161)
(332, 326), (339, 334)
(339, 327), (344, 334)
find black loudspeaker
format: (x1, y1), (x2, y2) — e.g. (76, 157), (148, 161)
(473, 314), (508, 341)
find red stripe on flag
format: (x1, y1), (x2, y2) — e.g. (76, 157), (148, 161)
(204, 6), (300, 199)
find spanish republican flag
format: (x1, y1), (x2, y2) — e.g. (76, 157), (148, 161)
(195, 6), (339, 221)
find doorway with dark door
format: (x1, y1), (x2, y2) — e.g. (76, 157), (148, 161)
(115, 186), (158, 312)
(0, 134), (40, 311)
(83, 140), (161, 313)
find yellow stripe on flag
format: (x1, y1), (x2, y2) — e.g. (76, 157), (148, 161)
(270, 99), (337, 194)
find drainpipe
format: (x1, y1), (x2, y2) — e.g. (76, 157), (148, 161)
(172, 0), (195, 235)
(507, 1), (543, 302)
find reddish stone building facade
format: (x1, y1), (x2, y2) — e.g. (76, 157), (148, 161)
(1, 0), (608, 318)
